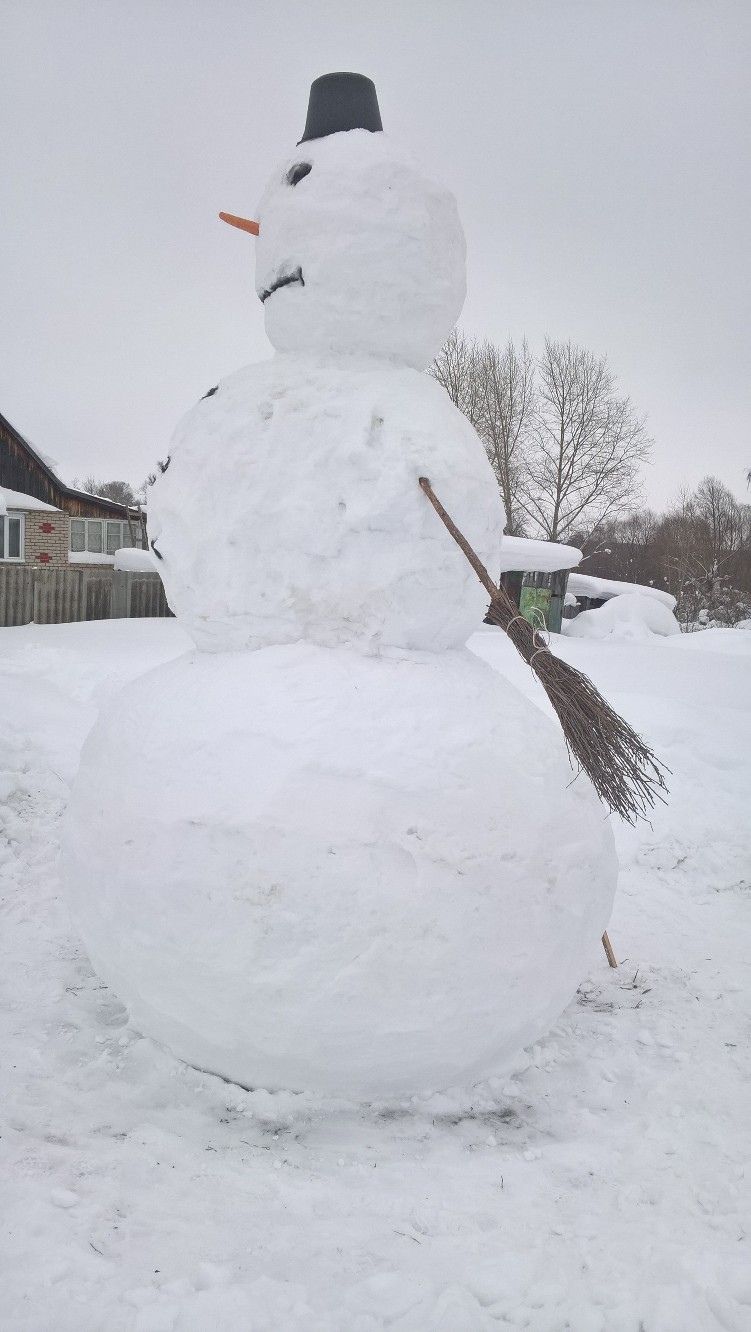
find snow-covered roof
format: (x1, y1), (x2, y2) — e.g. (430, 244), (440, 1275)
(498, 535), (583, 574)
(567, 572), (677, 610)
(0, 486), (61, 515)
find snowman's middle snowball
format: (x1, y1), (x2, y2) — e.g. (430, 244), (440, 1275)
(148, 356), (503, 654)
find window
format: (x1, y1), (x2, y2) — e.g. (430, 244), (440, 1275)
(0, 514), (24, 562)
(106, 521), (121, 555)
(69, 517), (143, 556)
(70, 519), (86, 552)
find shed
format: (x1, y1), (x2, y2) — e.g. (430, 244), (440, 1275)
(496, 536), (583, 634)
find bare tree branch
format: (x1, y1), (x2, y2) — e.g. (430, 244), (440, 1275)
(518, 339), (652, 543)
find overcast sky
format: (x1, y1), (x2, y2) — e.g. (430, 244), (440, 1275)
(2, 0), (749, 509)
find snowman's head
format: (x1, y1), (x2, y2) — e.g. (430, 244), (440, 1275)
(223, 74), (466, 370)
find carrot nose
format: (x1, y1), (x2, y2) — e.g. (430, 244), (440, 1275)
(219, 212), (260, 236)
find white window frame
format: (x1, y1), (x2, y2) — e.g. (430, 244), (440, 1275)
(69, 516), (142, 556)
(0, 512), (25, 562)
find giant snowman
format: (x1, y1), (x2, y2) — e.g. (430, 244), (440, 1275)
(63, 74), (616, 1099)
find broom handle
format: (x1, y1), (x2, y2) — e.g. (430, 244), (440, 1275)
(419, 477), (543, 641)
(419, 474), (618, 970)
(419, 477), (499, 600)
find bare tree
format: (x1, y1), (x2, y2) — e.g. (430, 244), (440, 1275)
(428, 326), (482, 428)
(694, 475), (746, 566)
(575, 507), (661, 584)
(565, 476), (750, 627)
(646, 478), (751, 625)
(680, 477), (748, 617)
(519, 339), (652, 543)
(75, 476), (138, 506)
(430, 329), (534, 534)
(473, 338), (534, 535)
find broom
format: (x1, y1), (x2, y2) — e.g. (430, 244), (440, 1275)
(418, 480), (668, 822)
(419, 479), (669, 969)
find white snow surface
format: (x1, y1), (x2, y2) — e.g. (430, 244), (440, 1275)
(2, 618), (750, 1329)
(149, 356), (502, 653)
(497, 534), (582, 574)
(113, 547), (158, 573)
(255, 130), (465, 370)
(68, 551), (116, 565)
(63, 642), (615, 1099)
(565, 592), (681, 640)
(568, 571), (677, 609)
(0, 485), (61, 513)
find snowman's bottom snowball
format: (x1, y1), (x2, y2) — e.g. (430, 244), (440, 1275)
(63, 643), (617, 1098)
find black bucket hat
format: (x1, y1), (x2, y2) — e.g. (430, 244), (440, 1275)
(299, 72), (383, 143)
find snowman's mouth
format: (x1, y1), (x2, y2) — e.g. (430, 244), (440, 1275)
(259, 267), (305, 303)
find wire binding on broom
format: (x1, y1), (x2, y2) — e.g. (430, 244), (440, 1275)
(418, 476), (669, 825)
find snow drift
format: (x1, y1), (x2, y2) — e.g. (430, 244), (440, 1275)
(566, 593), (681, 641)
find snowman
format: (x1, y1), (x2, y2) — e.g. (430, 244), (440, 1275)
(63, 74), (616, 1099)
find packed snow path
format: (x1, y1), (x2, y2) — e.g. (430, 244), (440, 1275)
(1, 620), (749, 1331)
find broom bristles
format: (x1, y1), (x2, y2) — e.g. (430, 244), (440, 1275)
(419, 477), (669, 825)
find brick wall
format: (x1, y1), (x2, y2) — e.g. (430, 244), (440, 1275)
(16, 510), (114, 570)
(21, 509), (70, 567)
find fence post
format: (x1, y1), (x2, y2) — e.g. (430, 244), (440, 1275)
(111, 569), (130, 618)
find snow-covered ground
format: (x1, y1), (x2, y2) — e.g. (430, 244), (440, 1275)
(1, 618), (749, 1331)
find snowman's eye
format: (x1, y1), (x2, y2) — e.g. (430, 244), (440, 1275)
(286, 162), (312, 187)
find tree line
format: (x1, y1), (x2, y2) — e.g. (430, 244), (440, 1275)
(584, 478), (751, 627)
(430, 330), (751, 627)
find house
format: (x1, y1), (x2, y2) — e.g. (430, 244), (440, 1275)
(0, 410), (146, 570)
(497, 535), (583, 633)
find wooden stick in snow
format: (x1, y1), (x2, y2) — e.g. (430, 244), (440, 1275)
(602, 931), (618, 968)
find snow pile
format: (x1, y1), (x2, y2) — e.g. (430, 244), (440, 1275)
(68, 551), (115, 565)
(0, 485), (60, 514)
(113, 547), (158, 573)
(498, 534), (582, 574)
(566, 592), (681, 640)
(256, 130), (465, 370)
(64, 642), (615, 1099)
(568, 571), (676, 610)
(149, 359), (502, 653)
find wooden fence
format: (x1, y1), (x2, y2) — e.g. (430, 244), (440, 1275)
(0, 566), (172, 628)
